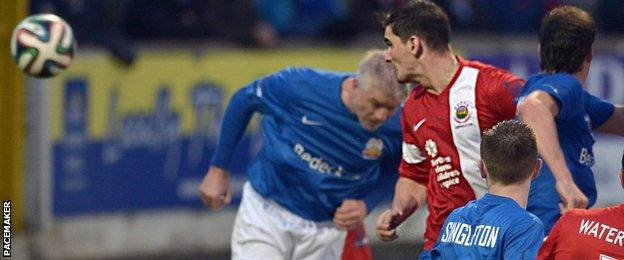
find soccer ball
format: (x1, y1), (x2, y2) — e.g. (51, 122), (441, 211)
(10, 14), (75, 78)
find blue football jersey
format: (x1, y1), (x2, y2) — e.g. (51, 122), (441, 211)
(516, 73), (615, 232)
(211, 67), (402, 221)
(431, 193), (544, 259)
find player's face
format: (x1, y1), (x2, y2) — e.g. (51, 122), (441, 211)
(352, 84), (401, 131)
(384, 25), (419, 83)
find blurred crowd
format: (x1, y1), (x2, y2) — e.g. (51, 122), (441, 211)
(31, 0), (624, 64)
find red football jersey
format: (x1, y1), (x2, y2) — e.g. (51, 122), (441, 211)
(538, 204), (624, 260)
(399, 56), (524, 250)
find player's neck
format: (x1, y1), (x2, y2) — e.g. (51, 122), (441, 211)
(550, 62), (590, 85)
(488, 182), (530, 209)
(572, 68), (589, 85)
(424, 53), (458, 95)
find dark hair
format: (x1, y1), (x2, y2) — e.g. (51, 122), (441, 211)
(539, 6), (596, 74)
(382, 0), (450, 53)
(481, 120), (538, 185)
(621, 150), (623, 169)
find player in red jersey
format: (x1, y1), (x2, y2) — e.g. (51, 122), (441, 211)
(375, 1), (524, 257)
(538, 151), (624, 259)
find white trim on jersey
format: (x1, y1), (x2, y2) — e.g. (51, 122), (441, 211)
(449, 67), (488, 199)
(402, 142), (426, 164)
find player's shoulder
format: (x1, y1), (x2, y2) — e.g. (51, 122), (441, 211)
(281, 66), (348, 79)
(276, 66), (318, 79)
(461, 57), (522, 84)
(280, 67), (351, 89)
(447, 201), (474, 217)
(503, 209), (544, 235)
(443, 207), (466, 224)
(563, 204), (624, 221)
(523, 210), (544, 227)
(525, 72), (583, 92)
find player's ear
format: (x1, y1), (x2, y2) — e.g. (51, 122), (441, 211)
(532, 159), (543, 180)
(409, 36), (423, 59)
(352, 77), (359, 89)
(478, 160), (487, 179)
(585, 47), (594, 64)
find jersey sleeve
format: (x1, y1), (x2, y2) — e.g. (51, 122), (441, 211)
(504, 218), (545, 260)
(537, 213), (566, 260)
(583, 91), (615, 129)
(210, 68), (299, 169)
(398, 107), (429, 185)
(484, 72), (525, 121)
(531, 76), (583, 121)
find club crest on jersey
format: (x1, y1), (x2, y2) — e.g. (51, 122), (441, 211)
(425, 139), (438, 158)
(362, 138), (384, 160)
(454, 101), (472, 124)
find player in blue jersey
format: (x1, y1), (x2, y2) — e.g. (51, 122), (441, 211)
(516, 6), (624, 233)
(198, 50), (404, 259)
(431, 120), (545, 259)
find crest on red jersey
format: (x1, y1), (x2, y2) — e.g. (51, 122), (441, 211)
(453, 101), (472, 124)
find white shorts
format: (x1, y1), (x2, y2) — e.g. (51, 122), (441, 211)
(231, 182), (347, 260)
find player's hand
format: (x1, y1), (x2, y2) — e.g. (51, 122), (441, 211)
(556, 179), (588, 213)
(376, 208), (402, 242)
(198, 166), (232, 211)
(333, 199), (367, 230)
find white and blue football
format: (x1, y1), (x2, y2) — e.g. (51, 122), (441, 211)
(10, 14), (75, 78)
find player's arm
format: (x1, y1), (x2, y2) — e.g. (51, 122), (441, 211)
(504, 219), (545, 260)
(334, 167), (399, 230)
(376, 176), (426, 241)
(489, 74), (525, 120)
(582, 92), (620, 135)
(199, 85), (260, 210)
(376, 108), (428, 241)
(199, 69), (295, 210)
(517, 90), (588, 210)
(595, 105), (623, 136)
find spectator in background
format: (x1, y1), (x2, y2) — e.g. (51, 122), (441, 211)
(125, 0), (265, 46)
(598, 0), (624, 32)
(472, 0), (544, 32)
(538, 151), (624, 259)
(251, 0), (351, 45)
(32, 0), (136, 65)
